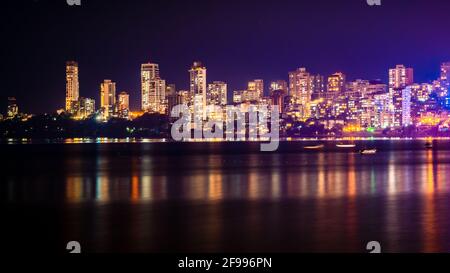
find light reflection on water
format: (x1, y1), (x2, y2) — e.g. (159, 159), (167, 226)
(58, 151), (449, 203)
(59, 150), (450, 204)
(4, 142), (450, 252)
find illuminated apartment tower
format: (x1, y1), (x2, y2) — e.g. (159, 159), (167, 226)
(402, 86), (412, 126)
(207, 81), (227, 106)
(327, 72), (346, 104)
(141, 63), (166, 113)
(269, 80), (288, 96)
(118, 91), (130, 119)
(189, 62), (207, 119)
(100, 80), (116, 119)
(65, 61), (79, 111)
(7, 97), (19, 119)
(389, 65), (414, 127)
(80, 98), (95, 119)
(289, 68), (314, 118)
(71, 97), (96, 119)
(248, 79), (264, 100)
(165, 84), (177, 116)
(441, 62), (450, 87)
(346, 80), (369, 122)
(311, 75), (325, 101)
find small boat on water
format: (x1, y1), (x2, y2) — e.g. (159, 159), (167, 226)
(336, 143), (356, 148)
(304, 144), (325, 150)
(425, 142), (433, 149)
(360, 148), (377, 155)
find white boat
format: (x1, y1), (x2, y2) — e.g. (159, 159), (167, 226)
(304, 144), (325, 150)
(360, 149), (377, 155)
(336, 143), (356, 148)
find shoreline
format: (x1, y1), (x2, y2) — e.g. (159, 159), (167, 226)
(0, 136), (448, 145)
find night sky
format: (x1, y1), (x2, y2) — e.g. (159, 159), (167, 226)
(1, 0), (450, 114)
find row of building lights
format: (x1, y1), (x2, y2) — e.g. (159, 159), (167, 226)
(61, 60), (450, 132)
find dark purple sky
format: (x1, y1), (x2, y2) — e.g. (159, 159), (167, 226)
(1, 0), (450, 113)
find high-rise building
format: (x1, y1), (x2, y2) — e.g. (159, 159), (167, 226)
(233, 90), (243, 104)
(408, 83), (432, 102)
(7, 97), (19, 119)
(346, 80), (369, 122)
(389, 65), (414, 127)
(165, 84), (178, 116)
(100, 79), (116, 119)
(366, 80), (387, 96)
(141, 63), (166, 113)
(248, 79), (264, 100)
(269, 80), (288, 96)
(270, 90), (286, 114)
(402, 86), (412, 126)
(71, 97), (95, 119)
(118, 91), (130, 119)
(311, 75), (325, 101)
(327, 72), (346, 105)
(441, 62), (450, 83)
(175, 90), (191, 107)
(189, 62), (207, 119)
(207, 81), (227, 106)
(389, 65), (414, 90)
(361, 80), (388, 128)
(65, 61), (79, 111)
(166, 84), (176, 97)
(289, 68), (314, 118)
(374, 92), (391, 129)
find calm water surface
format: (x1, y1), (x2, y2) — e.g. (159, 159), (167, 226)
(2, 140), (450, 253)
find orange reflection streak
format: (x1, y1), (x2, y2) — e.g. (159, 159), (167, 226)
(131, 176), (140, 203)
(423, 150), (438, 252)
(345, 154), (358, 249)
(66, 177), (83, 203)
(347, 154), (357, 198)
(271, 171), (281, 199)
(208, 172), (224, 202)
(248, 171), (259, 200)
(317, 153), (325, 198)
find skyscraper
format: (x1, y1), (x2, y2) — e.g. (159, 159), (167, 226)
(165, 84), (179, 116)
(289, 68), (314, 118)
(65, 61), (79, 111)
(441, 62), (450, 89)
(389, 65), (414, 127)
(118, 91), (130, 119)
(100, 79), (116, 119)
(346, 80), (369, 122)
(389, 65), (414, 90)
(248, 79), (264, 100)
(327, 72), (346, 104)
(311, 75), (325, 101)
(269, 80), (288, 96)
(7, 97), (18, 119)
(77, 98), (96, 119)
(207, 81), (227, 106)
(141, 63), (166, 113)
(402, 86), (412, 126)
(189, 62), (207, 119)
(270, 90), (286, 114)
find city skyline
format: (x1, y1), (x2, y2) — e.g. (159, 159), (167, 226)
(3, 57), (450, 134)
(2, 0), (450, 114)
(5, 58), (450, 114)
